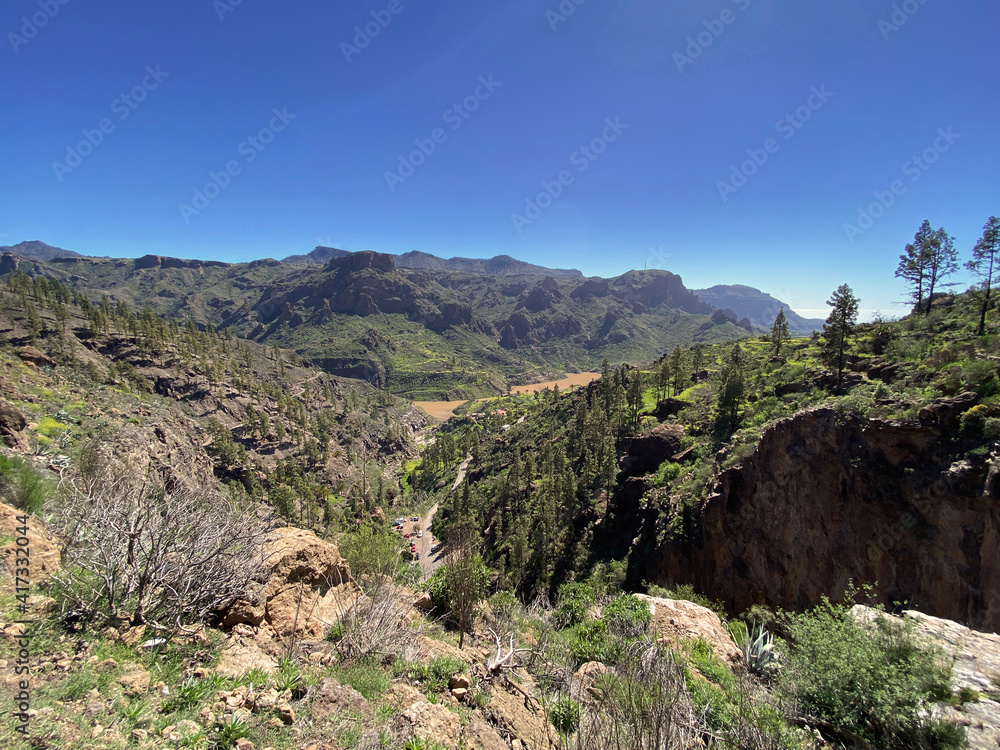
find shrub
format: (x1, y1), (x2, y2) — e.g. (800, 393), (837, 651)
(553, 582), (594, 630)
(0, 456), (49, 514)
(602, 595), (651, 639)
(549, 695), (581, 736)
(48, 440), (270, 629)
(334, 660), (391, 701)
(778, 599), (963, 750)
(570, 620), (621, 666)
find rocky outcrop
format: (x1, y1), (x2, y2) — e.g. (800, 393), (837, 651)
(220, 527), (355, 640)
(622, 424), (685, 476)
(0, 400), (28, 450)
(649, 408), (1000, 632)
(635, 595), (741, 666)
(19, 346), (56, 368)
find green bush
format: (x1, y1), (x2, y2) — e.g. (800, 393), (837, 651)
(553, 581), (594, 630)
(570, 620), (622, 666)
(0, 456), (49, 514)
(549, 695), (581, 736)
(334, 660), (391, 701)
(603, 594), (651, 638)
(779, 599), (963, 750)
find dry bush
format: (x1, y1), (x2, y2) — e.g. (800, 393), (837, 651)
(329, 571), (418, 662)
(571, 641), (704, 750)
(48, 442), (271, 631)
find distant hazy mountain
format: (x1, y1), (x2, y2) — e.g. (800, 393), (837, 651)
(282, 246), (353, 265)
(283, 247), (582, 278)
(0, 240), (84, 261)
(693, 285), (824, 334)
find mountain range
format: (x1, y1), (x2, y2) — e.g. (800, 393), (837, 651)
(0, 241), (823, 397)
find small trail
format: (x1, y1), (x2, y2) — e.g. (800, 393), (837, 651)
(419, 503), (443, 578)
(451, 453), (473, 491)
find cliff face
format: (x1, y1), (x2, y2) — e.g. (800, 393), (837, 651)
(650, 408), (1000, 632)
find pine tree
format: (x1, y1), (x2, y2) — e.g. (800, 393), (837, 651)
(896, 220), (935, 313)
(770, 308), (790, 356)
(925, 227), (958, 315)
(967, 217), (1000, 335)
(821, 284), (860, 387)
(716, 342), (747, 432)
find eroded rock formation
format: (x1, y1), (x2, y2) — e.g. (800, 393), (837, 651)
(650, 407), (1000, 632)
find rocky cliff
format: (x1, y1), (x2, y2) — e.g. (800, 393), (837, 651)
(649, 407), (1000, 632)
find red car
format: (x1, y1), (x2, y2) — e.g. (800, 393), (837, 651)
(404, 533), (410, 539)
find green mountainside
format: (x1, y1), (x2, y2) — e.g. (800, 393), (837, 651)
(2, 250), (753, 399)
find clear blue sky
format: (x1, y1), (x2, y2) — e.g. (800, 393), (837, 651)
(2, 0), (997, 319)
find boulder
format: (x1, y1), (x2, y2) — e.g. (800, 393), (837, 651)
(0, 401), (28, 450)
(634, 594), (741, 666)
(310, 678), (372, 724)
(652, 398), (692, 421)
(919, 392), (979, 431)
(219, 527), (355, 640)
(621, 424), (685, 476)
(18, 346), (55, 368)
(396, 702), (462, 748)
(118, 666), (151, 695)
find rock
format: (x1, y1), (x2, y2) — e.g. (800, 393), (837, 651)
(919, 391), (979, 431)
(450, 687), (468, 699)
(90, 724), (104, 739)
(234, 738), (255, 750)
(396, 702), (462, 748)
(635, 595), (741, 666)
(218, 527), (355, 640)
(621, 424), (685, 476)
(131, 729), (148, 744)
(652, 398), (692, 421)
(650, 407), (1000, 632)
(310, 678), (372, 724)
(118, 666), (151, 695)
(448, 674), (471, 690)
(276, 703), (295, 725)
(462, 712), (508, 750)
(0, 502), (61, 588)
(18, 346), (55, 368)
(574, 660), (613, 698)
(487, 680), (561, 749)
(413, 592), (434, 611)
(0, 401), (28, 450)
(251, 687), (279, 714)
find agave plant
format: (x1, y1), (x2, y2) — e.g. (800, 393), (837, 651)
(738, 623), (782, 676)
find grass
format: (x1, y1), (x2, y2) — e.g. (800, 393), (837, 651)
(333, 660), (392, 701)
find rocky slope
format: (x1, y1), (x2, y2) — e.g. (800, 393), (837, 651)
(693, 284), (824, 333)
(646, 406), (1000, 632)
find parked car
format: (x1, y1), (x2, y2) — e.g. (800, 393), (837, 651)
(417, 531), (423, 538)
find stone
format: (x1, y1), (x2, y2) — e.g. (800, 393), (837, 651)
(18, 346), (56, 368)
(234, 738), (255, 750)
(310, 678), (371, 723)
(276, 703), (295, 725)
(448, 674), (471, 690)
(0, 401), (28, 450)
(450, 687), (468, 699)
(118, 667), (151, 695)
(131, 729), (148, 744)
(635, 594), (741, 666)
(852, 606), (1000, 750)
(396, 701), (462, 748)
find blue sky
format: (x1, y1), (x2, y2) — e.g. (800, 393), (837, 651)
(2, 0), (997, 319)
